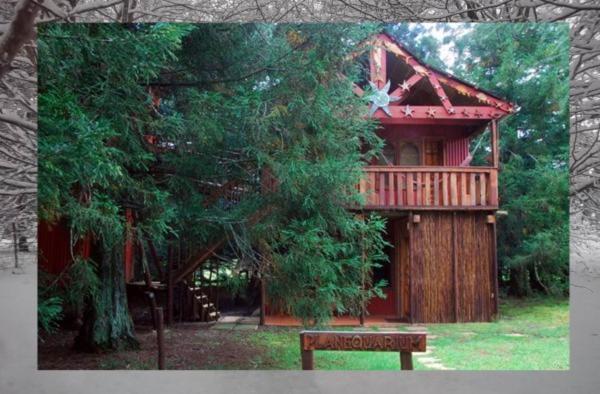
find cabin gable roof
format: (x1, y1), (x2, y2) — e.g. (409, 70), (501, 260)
(351, 32), (515, 123)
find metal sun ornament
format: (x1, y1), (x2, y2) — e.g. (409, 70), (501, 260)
(367, 80), (401, 117)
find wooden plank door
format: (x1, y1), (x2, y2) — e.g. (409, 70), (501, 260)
(423, 140), (443, 166)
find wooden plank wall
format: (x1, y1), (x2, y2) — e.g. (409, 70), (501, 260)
(455, 213), (495, 321)
(410, 212), (455, 323)
(409, 211), (495, 323)
(443, 137), (470, 166)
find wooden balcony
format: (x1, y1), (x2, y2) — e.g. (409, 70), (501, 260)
(358, 166), (498, 210)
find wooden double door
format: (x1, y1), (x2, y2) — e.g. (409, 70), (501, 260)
(367, 212), (497, 323)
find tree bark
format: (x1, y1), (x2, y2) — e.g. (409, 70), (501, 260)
(75, 240), (138, 352)
(0, 0), (39, 80)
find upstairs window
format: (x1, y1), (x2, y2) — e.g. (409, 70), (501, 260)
(378, 143), (396, 165)
(399, 142), (420, 166)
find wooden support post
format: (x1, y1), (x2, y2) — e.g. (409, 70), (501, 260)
(145, 237), (164, 281)
(146, 291), (158, 330)
(167, 244), (174, 326)
(140, 238), (158, 329)
(12, 222), (18, 269)
(259, 275), (266, 326)
(301, 349), (314, 370)
(491, 120), (499, 168)
(400, 351), (413, 370)
(155, 307), (165, 370)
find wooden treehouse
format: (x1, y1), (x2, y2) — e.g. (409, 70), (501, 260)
(265, 33), (513, 324)
(352, 33), (512, 322)
(38, 32), (514, 327)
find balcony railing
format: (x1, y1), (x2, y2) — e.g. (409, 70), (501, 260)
(358, 166), (498, 210)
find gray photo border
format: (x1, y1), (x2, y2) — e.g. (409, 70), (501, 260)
(1, 1), (598, 393)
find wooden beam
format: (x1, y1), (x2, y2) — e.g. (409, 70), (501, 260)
(389, 73), (423, 100)
(371, 105), (505, 121)
(428, 72), (455, 114)
(370, 44), (386, 88)
(491, 120), (499, 168)
(435, 74), (514, 114)
(374, 35), (514, 114)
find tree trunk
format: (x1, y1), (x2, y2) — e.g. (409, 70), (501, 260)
(508, 265), (530, 297)
(75, 240), (138, 352)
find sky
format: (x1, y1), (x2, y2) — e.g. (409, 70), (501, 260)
(423, 23), (473, 70)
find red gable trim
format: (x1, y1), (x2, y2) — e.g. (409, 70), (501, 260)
(373, 32), (515, 114)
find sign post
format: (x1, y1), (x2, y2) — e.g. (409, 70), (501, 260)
(299, 330), (426, 370)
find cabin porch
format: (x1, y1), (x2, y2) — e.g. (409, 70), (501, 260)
(358, 166), (499, 210)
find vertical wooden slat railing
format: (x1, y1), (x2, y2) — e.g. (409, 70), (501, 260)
(358, 166), (499, 210)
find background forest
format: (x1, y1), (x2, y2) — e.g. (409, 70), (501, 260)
(37, 23), (569, 349)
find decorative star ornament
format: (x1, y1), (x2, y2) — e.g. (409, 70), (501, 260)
(403, 105), (413, 117)
(426, 107), (437, 118)
(367, 80), (401, 117)
(400, 80), (411, 92)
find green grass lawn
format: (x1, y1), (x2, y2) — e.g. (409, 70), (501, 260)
(248, 297), (569, 370)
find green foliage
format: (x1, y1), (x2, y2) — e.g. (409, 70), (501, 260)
(168, 24), (390, 325)
(38, 23), (391, 329)
(38, 23), (191, 349)
(454, 23), (569, 296)
(63, 257), (101, 313)
(38, 296), (62, 336)
(37, 257), (101, 337)
(38, 23), (189, 245)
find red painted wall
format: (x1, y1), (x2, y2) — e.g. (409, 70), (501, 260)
(39, 212), (132, 280)
(38, 220), (72, 275)
(444, 137), (470, 166)
(366, 288), (395, 316)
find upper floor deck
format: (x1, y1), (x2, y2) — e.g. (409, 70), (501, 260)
(358, 165), (498, 211)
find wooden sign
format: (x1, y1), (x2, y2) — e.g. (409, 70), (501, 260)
(299, 331), (426, 370)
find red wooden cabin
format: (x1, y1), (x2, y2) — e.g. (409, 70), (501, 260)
(267, 33), (513, 324)
(39, 32), (513, 326)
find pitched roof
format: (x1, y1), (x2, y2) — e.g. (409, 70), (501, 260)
(351, 32), (515, 120)
(380, 32), (514, 108)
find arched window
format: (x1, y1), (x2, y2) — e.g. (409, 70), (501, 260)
(378, 144), (396, 165)
(399, 142), (420, 166)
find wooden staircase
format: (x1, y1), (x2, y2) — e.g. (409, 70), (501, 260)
(171, 208), (270, 285)
(184, 285), (220, 322)
(129, 180), (268, 323)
